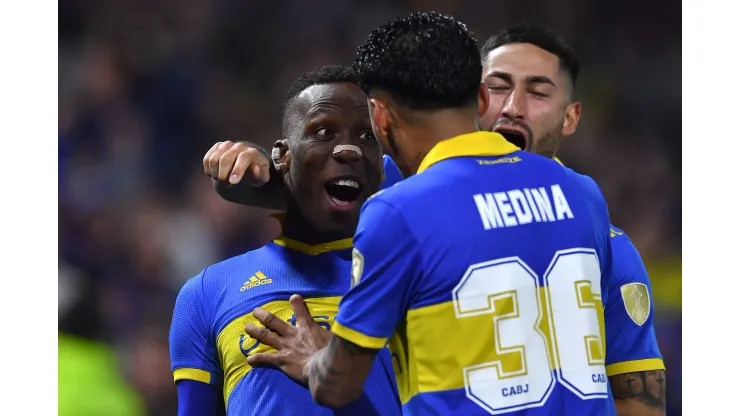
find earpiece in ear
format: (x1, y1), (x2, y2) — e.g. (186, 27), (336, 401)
(271, 147), (282, 171)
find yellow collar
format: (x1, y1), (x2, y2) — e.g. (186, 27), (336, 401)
(272, 236), (353, 255)
(417, 131), (520, 174)
(554, 157), (564, 166)
(270, 213), (353, 255)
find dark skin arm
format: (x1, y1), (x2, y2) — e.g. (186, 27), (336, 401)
(304, 335), (378, 408)
(609, 370), (667, 416)
(214, 172), (286, 210)
(204, 140), (288, 210)
(245, 295), (378, 408)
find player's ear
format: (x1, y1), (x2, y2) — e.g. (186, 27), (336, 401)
(369, 98), (389, 141)
(561, 101), (581, 137)
(477, 82), (491, 119)
(272, 140), (291, 173)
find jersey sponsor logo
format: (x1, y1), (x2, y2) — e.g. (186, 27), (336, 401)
(351, 248), (364, 288)
(239, 271), (272, 291)
(620, 282), (650, 326)
(476, 156), (522, 165)
(239, 313), (334, 357)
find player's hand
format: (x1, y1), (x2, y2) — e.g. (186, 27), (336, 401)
(245, 294), (331, 386)
(203, 140), (270, 186)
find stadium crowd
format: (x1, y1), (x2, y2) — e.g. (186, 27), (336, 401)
(58, 0), (681, 414)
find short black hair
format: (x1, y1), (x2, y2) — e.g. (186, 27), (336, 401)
(282, 64), (359, 118)
(481, 24), (580, 87)
(353, 11), (482, 111)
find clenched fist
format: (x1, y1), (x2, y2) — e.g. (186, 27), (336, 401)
(203, 141), (271, 186)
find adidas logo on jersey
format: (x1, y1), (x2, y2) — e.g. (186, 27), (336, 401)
(240, 272), (272, 291)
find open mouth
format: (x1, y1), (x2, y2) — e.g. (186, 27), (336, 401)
(496, 130), (527, 151)
(325, 178), (363, 210)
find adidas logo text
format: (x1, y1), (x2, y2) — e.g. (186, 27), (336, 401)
(240, 271), (272, 291)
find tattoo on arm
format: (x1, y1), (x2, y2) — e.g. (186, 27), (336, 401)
(610, 370), (666, 411)
(308, 337), (369, 386)
(307, 337), (377, 406)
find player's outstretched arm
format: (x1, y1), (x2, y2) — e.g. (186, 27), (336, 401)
(610, 370), (666, 416)
(203, 140), (287, 210)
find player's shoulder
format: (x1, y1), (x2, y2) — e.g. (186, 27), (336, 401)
(366, 171), (430, 215)
(179, 246), (277, 300)
(602, 223), (652, 288)
(555, 163), (605, 200)
(606, 224), (641, 259)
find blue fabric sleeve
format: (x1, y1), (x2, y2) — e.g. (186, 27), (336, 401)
(333, 198), (421, 349)
(603, 228), (664, 376)
(169, 271), (222, 385)
(176, 380), (225, 416)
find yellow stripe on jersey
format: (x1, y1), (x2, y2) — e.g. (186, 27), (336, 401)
(332, 322), (388, 349)
(216, 297), (341, 405)
(605, 358), (665, 376)
(417, 131), (519, 174)
(270, 213), (353, 255)
(272, 236), (353, 255)
(173, 368), (211, 384)
(393, 286), (606, 404)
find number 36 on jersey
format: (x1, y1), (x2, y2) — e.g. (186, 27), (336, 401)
(453, 248), (608, 415)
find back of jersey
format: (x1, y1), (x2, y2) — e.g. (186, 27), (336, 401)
(379, 141), (614, 415)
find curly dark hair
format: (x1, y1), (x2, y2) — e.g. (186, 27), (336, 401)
(353, 11), (482, 111)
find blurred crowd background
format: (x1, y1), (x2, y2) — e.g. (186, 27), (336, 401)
(58, 0), (681, 414)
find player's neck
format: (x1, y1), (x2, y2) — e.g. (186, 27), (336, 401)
(401, 111), (479, 173)
(281, 210), (354, 246)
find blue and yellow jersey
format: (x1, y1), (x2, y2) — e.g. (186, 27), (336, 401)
(381, 153), (404, 190)
(552, 162), (664, 377)
(335, 131), (620, 415)
(169, 238), (401, 415)
(379, 154), (665, 379)
(601, 225), (663, 375)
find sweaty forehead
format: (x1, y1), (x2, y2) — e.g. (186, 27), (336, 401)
(294, 82), (367, 119)
(482, 43), (561, 81)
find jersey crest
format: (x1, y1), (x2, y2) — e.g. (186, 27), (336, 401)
(619, 283), (650, 326)
(351, 248), (364, 288)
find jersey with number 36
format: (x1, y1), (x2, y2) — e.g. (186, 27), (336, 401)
(332, 132), (619, 416)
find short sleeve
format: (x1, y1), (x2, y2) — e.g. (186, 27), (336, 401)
(379, 155), (403, 190)
(603, 231), (665, 376)
(169, 271), (222, 385)
(333, 198), (420, 349)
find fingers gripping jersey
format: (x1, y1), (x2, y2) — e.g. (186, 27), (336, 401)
(169, 240), (401, 416)
(334, 132), (618, 415)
